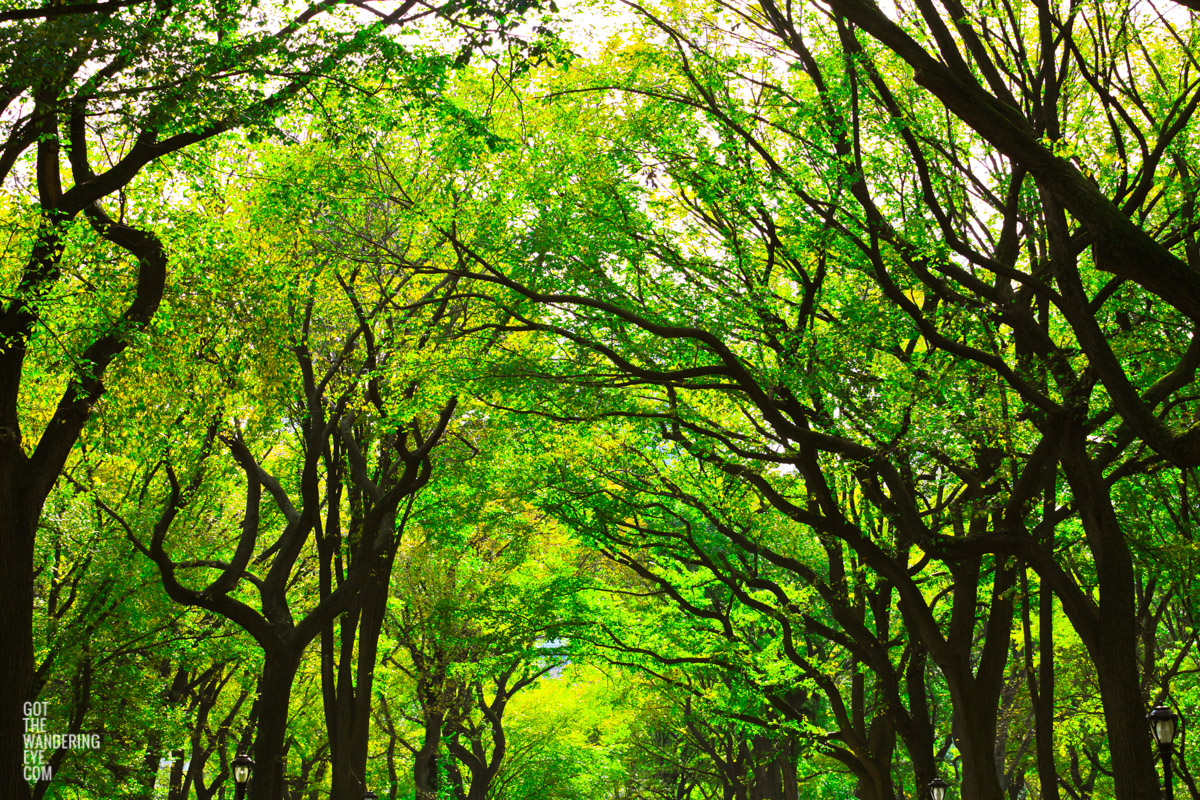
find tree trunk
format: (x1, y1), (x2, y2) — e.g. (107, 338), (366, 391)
(1036, 583), (1059, 800)
(248, 646), (303, 800)
(1094, 634), (1156, 800)
(1, 466), (35, 800)
(781, 735), (798, 800)
(414, 708), (445, 800)
(1058, 430), (1159, 800)
(327, 557), (392, 799)
(954, 705), (1007, 800)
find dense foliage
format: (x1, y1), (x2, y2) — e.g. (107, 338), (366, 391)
(6, 0), (1200, 798)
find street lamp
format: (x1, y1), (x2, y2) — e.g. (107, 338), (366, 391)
(231, 754), (254, 800)
(928, 776), (949, 800)
(1149, 705), (1180, 800)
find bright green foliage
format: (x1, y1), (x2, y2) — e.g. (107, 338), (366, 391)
(13, 2), (1200, 800)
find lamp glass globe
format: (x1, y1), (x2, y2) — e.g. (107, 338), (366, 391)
(1149, 705), (1179, 746)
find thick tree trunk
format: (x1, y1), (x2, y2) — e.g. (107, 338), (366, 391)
(894, 646), (939, 797)
(1, 465), (35, 800)
(248, 647), (303, 800)
(954, 708), (1007, 800)
(167, 750), (186, 800)
(1059, 430), (1159, 800)
(414, 709), (445, 800)
(848, 672), (896, 800)
(327, 558), (392, 799)
(1094, 629), (1157, 800)
(459, 718), (505, 800)
(326, 605), (358, 800)
(956, 560), (1016, 800)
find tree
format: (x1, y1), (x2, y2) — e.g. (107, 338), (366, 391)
(134, 256), (460, 800)
(0, 4), (409, 796)
(377, 488), (585, 800)
(339, 3), (1200, 796)
(545, 424), (943, 800)
(15, 1), (1200, 796)
(0, 0), (566, 793)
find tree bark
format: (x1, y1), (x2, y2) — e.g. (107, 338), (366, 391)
(247, 645), (303, 800)
(0, 466), (35, 800)
(1059, 428), (1158, 800)
(1036, 583), (1059, 800)
(414, 707), (446, 800)
(326, 558), (393, 799)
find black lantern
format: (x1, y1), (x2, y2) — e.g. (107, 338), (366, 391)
(232, 754), (254, 784)
(1150, 705), (1179, 748)
(363, 792), (379, 800)
(928, 777), (949, 800)
(230, 754), (254, 800)
(1149, 704), (1181, 800)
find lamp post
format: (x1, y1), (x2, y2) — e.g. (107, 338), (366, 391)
(1149, 704), (1179, 800)
(231, 754), (254, 800)
(928, 777), (949, 800)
